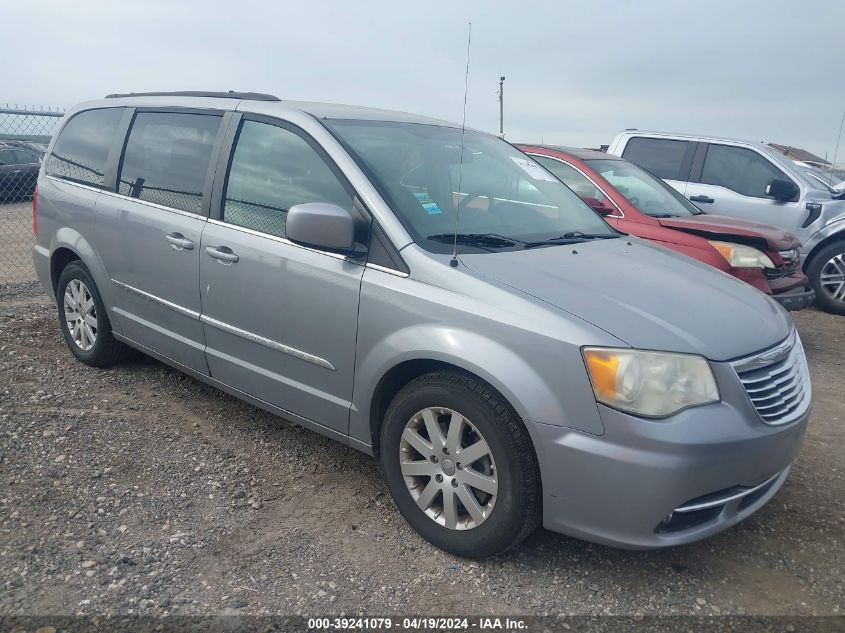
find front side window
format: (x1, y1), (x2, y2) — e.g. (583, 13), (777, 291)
(222, 120), (354, 238)
(327, 120), (615, 253)
(118, 112), (221, 214)
(46, 108), (123, 187)
(587, 159), (700, 217)
(622, 137), (691, 181)
(532, 156), (609, 204)
(701, 144), (793, 199)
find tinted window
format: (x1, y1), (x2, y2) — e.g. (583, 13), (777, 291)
(118, 112), (221, 214)
(0, 150), (16, 165)
(46, 108), (123, 187)
(223, 120), (353, 238)
(532, 156), (608, 203)
(701, 144), (791, 198)
(622, 137), (690, 180)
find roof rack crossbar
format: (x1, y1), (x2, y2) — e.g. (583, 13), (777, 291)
(104, 91), (281, 102)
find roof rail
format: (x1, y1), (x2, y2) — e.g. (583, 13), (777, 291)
(104, 91), (281, 102)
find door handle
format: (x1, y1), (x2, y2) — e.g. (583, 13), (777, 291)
(689, 195), (714, 203)
(205, 245), (239, 263)
(165, 232), (194, 250)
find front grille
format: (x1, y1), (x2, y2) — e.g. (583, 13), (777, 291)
(765, 249), (799, 280)
(731, 331), (811, 426)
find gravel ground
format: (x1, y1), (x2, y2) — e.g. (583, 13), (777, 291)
(0, 288), (843, 618)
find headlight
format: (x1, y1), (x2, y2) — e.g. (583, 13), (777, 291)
(582, 348), (720, 417)
(709, 241), (775, 269)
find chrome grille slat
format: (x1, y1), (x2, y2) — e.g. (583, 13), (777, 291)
(744, 369), (801, 394)
(731, 331), (811, 426)
(739, 363), (792, 386)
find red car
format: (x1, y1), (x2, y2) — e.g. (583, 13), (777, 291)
(517, 145), (814, 311)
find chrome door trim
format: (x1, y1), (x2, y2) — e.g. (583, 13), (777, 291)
(98, 187), (206, 220)
(111, 279), (200, 320)
(365, 262), (410, 278)
(45, 174), (107, 195)
(200, 314), (336, 371)
(206, 218), (355, 262)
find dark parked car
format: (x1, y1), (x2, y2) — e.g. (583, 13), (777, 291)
(518, 145), (814, 311)
(0, 141), (43, 201)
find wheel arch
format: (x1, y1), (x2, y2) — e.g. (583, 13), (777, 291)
(50, 247), (81, 294)
(353, 325), (605, 456)
(48, 228), (116, 311)
(804, 228), (845, 272)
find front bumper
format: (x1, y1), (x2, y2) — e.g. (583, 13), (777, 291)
(771, 285), (815, 311)
(528, 367), (809, 549)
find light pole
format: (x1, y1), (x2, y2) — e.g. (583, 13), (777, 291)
(498, 76), (505, 138)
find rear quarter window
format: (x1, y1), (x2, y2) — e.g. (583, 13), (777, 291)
(622, 137), (692, 181)
(46, 108), (124, 187)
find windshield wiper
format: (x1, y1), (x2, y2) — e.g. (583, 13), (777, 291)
(427, 233), (516, 248)
(648, 213), (681, 218)
(523, 232), (619, 249)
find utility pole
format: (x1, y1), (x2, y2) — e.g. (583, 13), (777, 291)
(830, 109), (844, 180)
(498, 76), (505, 138)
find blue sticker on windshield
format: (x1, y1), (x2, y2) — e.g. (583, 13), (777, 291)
(414, 191), (443, 215)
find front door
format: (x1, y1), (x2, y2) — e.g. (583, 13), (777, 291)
(200, 117), (366, 433)
(95, 110), (224, 373)
(685, 143), (804, 231)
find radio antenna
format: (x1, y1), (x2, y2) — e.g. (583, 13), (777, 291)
(450, 21), (472, 268)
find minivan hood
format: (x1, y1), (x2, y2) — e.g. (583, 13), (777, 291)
(657, 214), (800, 251)
(460, 238), (791, 361)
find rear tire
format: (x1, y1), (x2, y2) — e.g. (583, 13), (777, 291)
(380, 370), (541, 558)
(807, 241), (845, 315)
(57, 262), (127, 367)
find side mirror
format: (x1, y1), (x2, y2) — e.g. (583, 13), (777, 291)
(582, 196), (614, 216)
(765, 178), (799, 202)
(286, 202), (362, 255)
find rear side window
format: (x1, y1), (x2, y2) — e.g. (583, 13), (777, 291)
(622, 137), (691, 180)
(46, 108), (123, 187)
(700, 144), (791, 199)
(118, 112), (221, 214)
(222, 120), (353, 238)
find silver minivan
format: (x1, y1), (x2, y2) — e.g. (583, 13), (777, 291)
(33, 92), (811, 558)
(608, 130), (845, 314)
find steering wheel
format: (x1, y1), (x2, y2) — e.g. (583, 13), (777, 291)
(457, 191), (494, 211)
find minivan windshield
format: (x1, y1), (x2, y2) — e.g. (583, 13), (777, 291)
(586, 159), (702, 217)
(326, 120), (618, 253)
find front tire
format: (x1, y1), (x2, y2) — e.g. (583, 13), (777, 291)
(57, 261), (127, 367)
(807, 241), (845, 315)
(381, 370), (541, 558)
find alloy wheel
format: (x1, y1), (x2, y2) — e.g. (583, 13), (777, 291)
(63, 279), (98, 351)
(399, 407), (498, 530)
(819, 253), (845, 304)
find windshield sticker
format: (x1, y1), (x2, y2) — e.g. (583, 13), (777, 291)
(510, 156), (558, 182)
(414, 191), (443, 215)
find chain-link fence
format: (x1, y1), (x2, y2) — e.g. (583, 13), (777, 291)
(0, 105), (65, 287)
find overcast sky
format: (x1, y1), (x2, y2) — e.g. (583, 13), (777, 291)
(4, 0), (843, 161)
